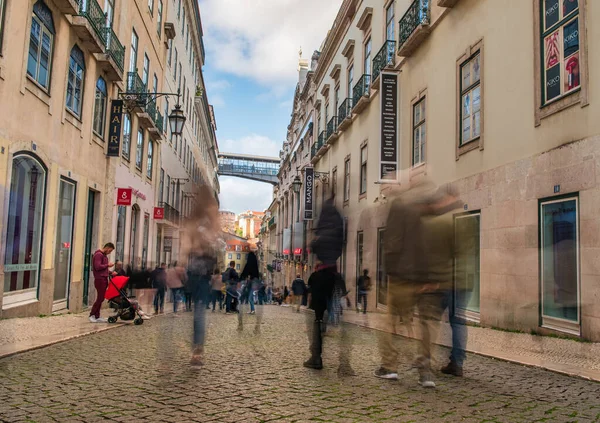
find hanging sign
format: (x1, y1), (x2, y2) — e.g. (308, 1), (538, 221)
(154, 207), (164, 220)
(117, 188), (132, 206)
(304, 167), (314, 220)
(380, 72), (398, 181)
(107, 100), (124, 157)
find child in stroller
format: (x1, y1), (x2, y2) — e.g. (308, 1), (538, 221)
(105, 275), (147, 324)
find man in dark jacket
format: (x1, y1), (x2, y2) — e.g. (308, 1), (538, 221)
(150, 263), (167, 314)
(291, 275), (306, 312)
(188, 253), (216, 367)
(224, 261), (239, 313)
(304, 197), (344, 370)
(89, 243), (115, 323)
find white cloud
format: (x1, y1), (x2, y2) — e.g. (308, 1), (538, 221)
(219, 134), (280, 157)
(210, 94), (226, 108)
(219, 177), (274, 215)
(208, 79), (232, 91)
(199, 0), (343, 88)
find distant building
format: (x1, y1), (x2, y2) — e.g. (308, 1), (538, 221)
(222, 233), (251, 273)
(219, 210), (236, 234)
(236, 211), (265, 239)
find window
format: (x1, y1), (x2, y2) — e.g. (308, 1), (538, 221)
(148, 0), (154, 15)
(104, 0), (114, 28)
(347, 65), (354, 98)
(386, 2), (395, 41)
(185, 26), (189, 51)
(343, 158), (350, 202)
(334, 87), (340, 114)
(142, 214), (149, 269)
(228, 253), (232, 260)
(412, 97), (426, 166)
(4, 154), (47, 305)
(93, 78), (108, 137)
(324, 103), (329, 128)
(157, 1), (163, 37)
(66, 45), (85, 117)
(178, 63), (182, 91)
(129, 29), (138, 73)
(147, 140), (153, 178)
(541, 0), (580, 105)
(168, 40), (172, 66)
(236, 264), (240, 271)
(0, 0), (8, 53)
(460, 53), (481, 145)
(136, 128), (144, 169)
(454, 213), (481, 319)
(153, 73), (158, 95)
(332, 168), (337, 197)
(360, 146), (367, 195)
(142, 53), (149, 86)
(116, 206), (126, 262)
(27, 1), (55, 90)
(164, 98), (169, 135)
(122, 113), (131, 159)
(364, 38), (372, 75)
(237, 253), (241, 260)
(166, 174), (171, 205)
(182, 5), (185, 35)
(177, 0), (181, 19)
(173, 49), (178, 80)
(540, 196), (580, 334)
(159, 168), (164, 202)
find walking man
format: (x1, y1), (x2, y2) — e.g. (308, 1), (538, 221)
(291, 274), (306, 312)
(356, 269), (371, 314)
(89, 243), (115, 323)
(210, 268), (223, 312)
(224, 261), (239, 313)
(150, 263), (167, 314)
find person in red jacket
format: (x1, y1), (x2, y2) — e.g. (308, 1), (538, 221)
(89, 243), (115, 323)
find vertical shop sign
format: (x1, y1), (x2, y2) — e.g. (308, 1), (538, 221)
(380, 72), (398, 181)
(107, 100), (124, 157)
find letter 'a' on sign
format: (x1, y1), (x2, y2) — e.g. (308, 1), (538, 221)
(116, 188), (132, 206)
(304, 167), (314, 221)
(107, 100), (124, 157)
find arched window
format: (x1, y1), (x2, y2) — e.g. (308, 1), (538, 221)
(93, 77), (108, 136)
(27, 1), (55, 90)
(66, 45), (85, 116)
(4, 153), (47, 306)
(122, 113), (131, 160)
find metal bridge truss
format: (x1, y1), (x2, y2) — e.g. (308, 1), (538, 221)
(218, 152), (280, 184)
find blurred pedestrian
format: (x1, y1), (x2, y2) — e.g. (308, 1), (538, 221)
(267, 284), (273, 304)
(210, 268), (224, 312)
(150, 262), (167, 314)
(167, 261), (187, 314)
(112, 261), (126, 277)
(291, 274), (306, 312)
(357, 269), (371, 314)
(283, 286), (289, 305)
(240, 252), (262, 333)
(223, 261), (239, 313)
(188, 253), (215, 367)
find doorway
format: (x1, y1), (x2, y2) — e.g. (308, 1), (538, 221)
(130, 205), (140, 268)
(82, 189), (99, 306)
(53, 178), (76, 311)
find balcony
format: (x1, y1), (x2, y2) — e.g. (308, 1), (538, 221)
(138, 100), (162, 139)
(311, 131), (326, 164)
(159, 202), (180, 227)
(337, 98), (353, 132)
(352, 74), (371, 114)
(438, 0), (459, 7)
(72, 0), (107, 53)
(372, 40), (396, 87)
(55, 0), (78, 14)
(326, 116), (338, 144)
(126, 71), (147, 109)
(398, 0), (431, 57)
(96, 27), (125, 81)
(148, 109), (164, 141)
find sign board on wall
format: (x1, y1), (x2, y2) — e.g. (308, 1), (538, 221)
(163, 236), (173, 252)
(304, 167), (314, 220)
(117, 188), (132, 206)
(380, 72), (398, 182)
(154, 207), (164, 220)
(107, 100), (123, 157)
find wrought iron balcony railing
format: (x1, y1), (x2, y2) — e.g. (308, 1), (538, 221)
(146, 100), (157, 119)
(77, 0), (107, 45)
(159, 202), (180, 226)
(372, 40), (396, 82)
(104, 27), (125, 73)
(353, 75), (371, 108)
(126, 71), (147, 94)
(338, 98), (353, 123)
(326, 116), (337, 140)
(398, 0), (430, 52)
(311, 143), (318, 159)
(155, 111), (164, 133)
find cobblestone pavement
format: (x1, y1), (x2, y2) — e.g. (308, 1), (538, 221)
(1, 306), (599, 423)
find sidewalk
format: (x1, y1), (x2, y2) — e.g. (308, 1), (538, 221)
(342, 311), (600, 382)
(0, 300), (175, 359)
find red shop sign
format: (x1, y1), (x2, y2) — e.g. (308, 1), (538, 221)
(294, 248), (302, 255)
(154, 207), (164, 220)
(117, 188), (132, 206)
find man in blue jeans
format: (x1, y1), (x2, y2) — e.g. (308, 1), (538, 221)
(223, 261), (239, 313)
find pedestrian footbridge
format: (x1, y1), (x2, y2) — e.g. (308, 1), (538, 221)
(218, 152), (280, 184)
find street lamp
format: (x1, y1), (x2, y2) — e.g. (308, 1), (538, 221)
(168, 104), (186, 137)
(291, 175), (302, 194)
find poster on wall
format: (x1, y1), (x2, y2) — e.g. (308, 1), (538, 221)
(304, 167), (314, 220)
(379, 72), (398, 182)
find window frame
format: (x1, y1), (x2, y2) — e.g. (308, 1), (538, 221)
(129, 29), (138, 73)
(142, 53), (150, 86)
(157, 0), (163, 38)
(148, 0), (154, 15)
(0, 0), (7, 55)
(411, 94), (426, 167)
(459, 51), (482, 146)
(364, 37), (372, 76)
(136, 128), (144, 170)
(146, 139), (153, 179)
(66, 45), (85, 118)
(533, 0), (588, 125)
(456, 39), (484, 158)
(92, 77), (108, 138)
(385, 1), (395, 41)
(122, 113), (132, 160)
(27, 4), (55, 92)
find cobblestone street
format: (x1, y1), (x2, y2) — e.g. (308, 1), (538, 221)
(1, 306), (599, 423)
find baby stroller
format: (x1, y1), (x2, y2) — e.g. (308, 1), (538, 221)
(106, 275), (144, 325)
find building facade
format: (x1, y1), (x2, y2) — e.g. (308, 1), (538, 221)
(236, 210), (265, 239)
(219, 210), (236, 234)
(223, 234), (251, 273)
(277, 0), (600, 341)
(0, 0), (218, 318)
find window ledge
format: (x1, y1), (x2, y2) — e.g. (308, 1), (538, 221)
(359, 192), (367, 201)
(25, 77), (51, 107)
(410, 162), (427, 180)
(536, 90), (583, 126)
(343, 200), (350, 208)
(456, 137), (482, 159)
(64, 110), (83, 131)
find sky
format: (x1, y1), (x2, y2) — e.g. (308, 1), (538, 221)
(199, 0), (344, 215)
